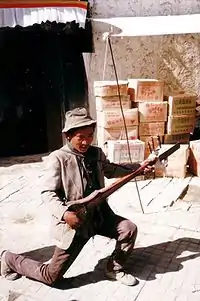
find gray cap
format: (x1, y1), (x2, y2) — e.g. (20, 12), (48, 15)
(62, 107), (96, 133)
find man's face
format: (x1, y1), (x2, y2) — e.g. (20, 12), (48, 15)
(68, 126), (95, 153)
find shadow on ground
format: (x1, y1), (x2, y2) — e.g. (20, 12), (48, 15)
(18, 237), (200, 289)
(0, 153), (49, 167)
(180, 185), (200, 204)
(22, 246), (55, 262)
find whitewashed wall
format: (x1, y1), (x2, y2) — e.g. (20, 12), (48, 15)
(84, 0), (200, 119)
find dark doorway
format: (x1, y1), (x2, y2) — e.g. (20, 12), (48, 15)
(0, 21), (92, 157)
(0, 27), (49, 157)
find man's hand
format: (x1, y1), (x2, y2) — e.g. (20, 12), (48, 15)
(63, 211), (82, 230)
(140, 154), (157, 175)
(143, 164), (154, 175)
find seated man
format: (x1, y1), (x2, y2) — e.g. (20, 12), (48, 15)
(0, 107), (153, 287)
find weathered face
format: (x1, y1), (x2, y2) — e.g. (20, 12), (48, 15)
(67, 126), (95, 153)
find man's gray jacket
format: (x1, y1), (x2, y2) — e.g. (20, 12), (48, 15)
(41, 144), (140, 249)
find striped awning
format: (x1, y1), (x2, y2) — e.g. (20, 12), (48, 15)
(0, 1), (88, 28)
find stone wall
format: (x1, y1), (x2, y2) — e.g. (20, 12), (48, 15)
(85, 0), (200, 119)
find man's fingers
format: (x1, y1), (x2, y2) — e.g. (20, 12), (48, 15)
(144, 166), (155, 174)
(72, 222), (81, 230)
(70, 219), (82, 230)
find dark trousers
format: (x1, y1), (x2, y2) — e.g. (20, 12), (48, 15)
(5, 213), (137, 286)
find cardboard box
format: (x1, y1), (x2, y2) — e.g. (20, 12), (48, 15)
(189, 140), (200, 176)
(190, 140), (200, 158)
(156, 165), (188, 178)
(128, 79), (164, 101)
(97, 126), (138, 147)
(139, 122), (165, 136)
(107, 139), (145, 163)
(94, 80), (128, 97)
(166, 93), (196, 116)
(167, 115), (195, 135)
(164, 134), (190, 144)
(160, 144), (190, 164)
(97, 109), (138, 128)
(189, 161), (200, 177)
(155, 144), (190, 178)
(138, 101), (168, 122)
(95, 95), (131, 111)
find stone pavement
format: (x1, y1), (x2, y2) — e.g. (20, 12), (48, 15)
(1, 154), (200, 301)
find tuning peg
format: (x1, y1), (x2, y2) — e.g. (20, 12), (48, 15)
(157, 135), (162, 149)
(151, 137), (155, 152)
(148, 142), (153, 153)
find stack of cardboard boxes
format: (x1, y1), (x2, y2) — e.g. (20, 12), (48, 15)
(94, 80), (144, 164)
(164, 92), (196, 143)
(94, 80), (137, 148)
(128, 80), (197, 178)
(94, 79), (198, 178)
(161, 92), (196, 178)
(128, 79), (166, 159)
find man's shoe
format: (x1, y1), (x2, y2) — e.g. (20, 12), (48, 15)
(0, 251), (20, 281)
(105, 265), (138, 286)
